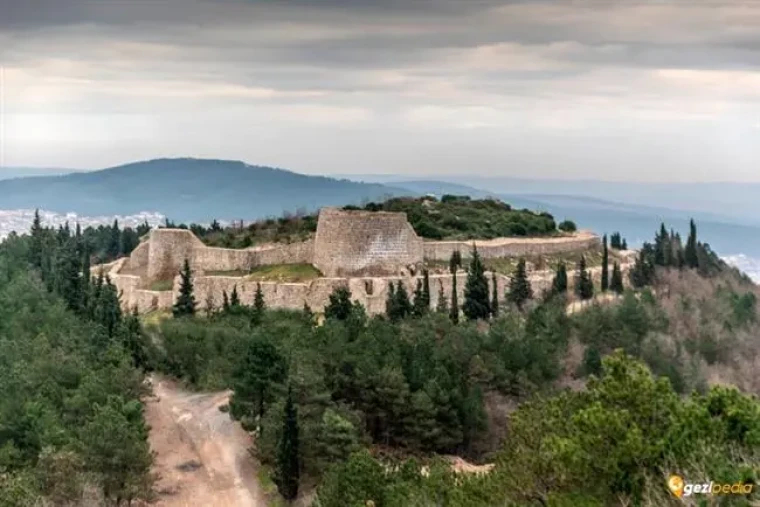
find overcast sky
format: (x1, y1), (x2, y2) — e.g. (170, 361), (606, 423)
(2, 0), (760, 181)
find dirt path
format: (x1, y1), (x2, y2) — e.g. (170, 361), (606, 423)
(145, 375), (268, 507)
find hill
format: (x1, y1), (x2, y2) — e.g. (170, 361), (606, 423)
(0, 167), (84, 180)
(0, 159), (410, 222)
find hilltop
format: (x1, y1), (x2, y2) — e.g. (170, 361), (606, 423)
(0, 158), (409, 222)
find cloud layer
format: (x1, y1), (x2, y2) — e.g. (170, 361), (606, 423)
(2, 0), (760, 180)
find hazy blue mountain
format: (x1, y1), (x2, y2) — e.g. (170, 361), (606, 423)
(384, 180), (760, 258)
(0, 158), (410, 222)
(341, 173), (760, 227)
(0, 167), (85, 180)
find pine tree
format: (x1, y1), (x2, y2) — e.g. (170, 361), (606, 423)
(610, 261), (624, 294)
(275, 386), (300, 501)
(684, 219), (698, 268)
(436, 280), (448, 314)
(172, 259), (196, 317)
(621, 238), (628, 250)
(507, 258), (533, 310)
(491, 272), (499, 317)
(601, 234), (609, 291)
(609, 232), (621, 250)
(552, 261), (568, 294)
(325, 286), (353, 321)
(463, 246), (490, 320)
(575, 256), (594, 300)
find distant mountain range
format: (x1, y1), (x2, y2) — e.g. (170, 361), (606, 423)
(3, 158), (760, 258)
(0, 159), (408, 222)
(0, 167), (88, 180)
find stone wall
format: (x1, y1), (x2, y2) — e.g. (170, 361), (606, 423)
(313, 208), (424, 277)
(422, 231), (601, 262)
(147, 229), (206, 281)
(120, 260), (632, 316)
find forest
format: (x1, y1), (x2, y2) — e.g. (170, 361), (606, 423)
(0, 213), (758, 506)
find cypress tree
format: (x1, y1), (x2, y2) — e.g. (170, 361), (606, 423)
(450, 271), (459, 324)
(172, 259), (196, 317)
(610, 261), (624, 294)
(412, 279), (427, 317)
(575, 256), (594, 300)
(394, 281), (413, 320)
(421, 269), (431, 310)
(230, 285), (241, 308)
(385, 281), (397, 320)
(222, 290), (230, 313)
(684, 219), (699, 268)
(601, 234), (609, 292)
(552, 261), (568, 294)
(108, 219), (121, 260)
(204, 292), (215, 318)
(275, 386), (300, 501)
(491, 272), (499, 317)
(30, 209), (44, 269)
(436, 280), (448, 314)
(621, 238), (628, 250)
(507, 258), (533, 310)
(252, 283), (266, 325)
(463, 246), (490, 320)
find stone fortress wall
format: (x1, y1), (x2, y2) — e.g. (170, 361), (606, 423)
(96, 206), (621, 315)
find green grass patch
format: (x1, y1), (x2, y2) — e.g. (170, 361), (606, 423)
(148, 279), (174, 291)
(140, 310), (172, 326)
(207, 263), (322, 283)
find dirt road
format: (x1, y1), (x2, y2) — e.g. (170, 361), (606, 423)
(145, 376), (268, 507)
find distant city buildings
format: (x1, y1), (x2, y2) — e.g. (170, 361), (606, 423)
(0, 209), (165, 240)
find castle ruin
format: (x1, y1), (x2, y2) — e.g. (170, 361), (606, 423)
(96, 206), (622, 315)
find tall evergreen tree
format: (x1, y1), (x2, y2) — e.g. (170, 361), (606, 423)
(252, 283), (266, 325)
(222, 290), (230, 313)
(491, 272), (499, 317)
(275, 386), (300, 501)
(684, 219), (699, 268)
(412, 279), (427, 317)
(601, 234), (609, 292)
(385, 281), (397, 320)
(621, 238), (628, 250)
(610, 261), (624, 294)
(108, 219), (121, 260)
(552, 261), (568, 294)
(507, 258), (533, 310)
(436, 280), (448, 314)
(421, 269), (431, 311)
(230, 285), (241, 308)
(394, 282), (413, 320)
(449, 251), (460, 324)
(463, 246), (490, 320)
(575, 256), (594, 300)
(172, 259), (196, 317)
(30, 209), (44, 269)
(450, 271), (459, 324)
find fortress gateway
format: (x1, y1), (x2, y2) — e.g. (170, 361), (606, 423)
(95, 207), (609, 315)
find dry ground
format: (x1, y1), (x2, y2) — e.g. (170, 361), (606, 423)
(145, 375), (268, 507)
